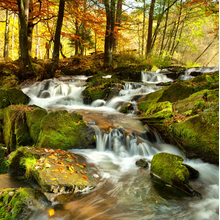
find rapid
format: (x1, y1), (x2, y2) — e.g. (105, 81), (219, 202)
(19, 71), (218, 220)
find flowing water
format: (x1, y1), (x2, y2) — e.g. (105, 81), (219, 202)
(19, 73), (219, 220)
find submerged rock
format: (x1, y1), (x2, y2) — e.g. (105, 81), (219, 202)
(0, 187), (50, 220)
(135, 159), (149, 169)
(151, 153), (197, 196)
(8, 146), (97, 194)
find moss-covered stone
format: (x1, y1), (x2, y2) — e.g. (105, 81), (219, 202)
(25, 107), (47, 144)
(6, 88), (30, 106)
(0, 88), (29, 109)
(168, 105), (219, 164)
(0, 187), (50, 220)
(138, 73), (219, 164)
(3, 106), (33, 152)
(82, 76), (119, 104)
(151, 153), (189, 184)
(0, 145), (8, 174)
(174, 89), (219, 116)
(37, 110), (95, 150)
(8, 146), (97, 193)
(151, 153), (197, 195)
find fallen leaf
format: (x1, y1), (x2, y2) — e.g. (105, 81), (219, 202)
(48, 209), (55, 217)
(51, 178), (57, 181)
(82, 175), (87, 179)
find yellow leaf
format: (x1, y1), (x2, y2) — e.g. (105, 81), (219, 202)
(94, 136), (96, 140)
(51, 178), (56, 181)
(48, 209), (55, 217)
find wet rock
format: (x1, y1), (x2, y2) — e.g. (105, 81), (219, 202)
(182, 164), (199, 179)
(151, 153), (196, 196)
(0, 88), (30, 109)
(0, 187), (51, 220)
(135, 159), (149, 169)
(8, 146), (97, 193)
(37, 110), (95, 150)
(3, 105), (47, 152)
(138, 73), (219, 164)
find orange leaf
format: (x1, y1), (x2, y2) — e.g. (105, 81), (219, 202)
(82, 175), (87, 179)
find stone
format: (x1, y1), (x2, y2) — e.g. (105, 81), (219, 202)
(37, 110), (95, 150)
(135, 159), (149, 169)
(151, 152), (196, 195)
(8, 146), (97, 193)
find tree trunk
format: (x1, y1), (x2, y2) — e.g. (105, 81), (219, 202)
(75, 19), (79, 55)
(51, 0), (65, 72)
(142, 0), (146, 56)
(17, 0), (32, 78)
(160, 1), (170, 54)
(60, 43), (66, 58)
(4, 9), (9, 58)
(146, 0), (156, 56)
(104, 0), (116, 67)
(114, 0), (122, 52)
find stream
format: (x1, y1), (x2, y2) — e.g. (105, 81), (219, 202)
(18, 72), (219, 220)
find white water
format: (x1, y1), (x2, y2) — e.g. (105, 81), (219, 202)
(141, 71), (173, 84)
(179, 67), (219, 81)
(21, 74), (219, 220)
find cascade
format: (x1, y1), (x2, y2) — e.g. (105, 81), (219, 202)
(141, 71), (173, 83)
(92, 125), (160, 158)
(179, 66), (219, 81)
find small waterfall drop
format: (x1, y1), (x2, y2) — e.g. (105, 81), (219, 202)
(141, 71), (173, 83)
(179, 66), (219, 81)
(92, 125), (159, 158)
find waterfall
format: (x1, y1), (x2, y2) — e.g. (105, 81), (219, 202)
(141, 71), (173, 83)
(92, 125), (159, 158)
(179, 66), (219, 81)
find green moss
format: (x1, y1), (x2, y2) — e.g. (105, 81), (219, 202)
(0, 145), (9, 173)
(37, 110), (88, 149)
(145, 101), (172, 115)
(151, 153), (189, 184)
(25, 107), (47, 144)
(6, 88), (30, 106)
(0, 188), (44, 220)
(19, 157), (37, 179)
(168, 105), (219, 164)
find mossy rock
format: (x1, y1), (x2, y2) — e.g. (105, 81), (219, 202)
(140, 101), (174, 125)
(151, 153), (196, 195)
(83, 78), (117, 104)
(25, 106), (47, 144)
(0, 187), (50, 220)
(8, 146), (97, 193)
(190, 72), (219, 84)
(168, 105), (219, 164)
(3, 106), (36, 152)
(6, 88), (30, 106)
(174, 89), (219, 116)
(0, 145), (8, 174)
(0, 88), (30, 109)
(37, 110), (95, 150)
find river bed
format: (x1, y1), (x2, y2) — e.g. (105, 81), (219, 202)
(17, 73), (219, 220)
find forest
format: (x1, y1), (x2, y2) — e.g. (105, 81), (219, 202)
(0, 0), (219, 80)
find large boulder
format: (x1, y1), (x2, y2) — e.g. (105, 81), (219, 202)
(82, 75), (120, 104)
(0, 187), (50, 220)
(138, 73), (219, 164)
(0, 88), (30, 109)
(3, 105), (47, 152)
(8, 146), (97, 193)
(37, 110), (95, 149)
(151, 153), (197, 195)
